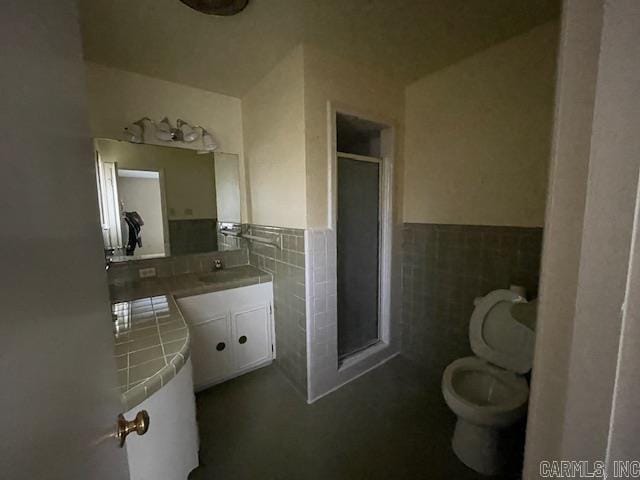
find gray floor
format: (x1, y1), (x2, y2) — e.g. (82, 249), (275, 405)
(189, 356), (523, 480)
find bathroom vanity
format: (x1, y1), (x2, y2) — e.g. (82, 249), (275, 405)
(112, 265), (274, 480)
(178, 282), (275, 391)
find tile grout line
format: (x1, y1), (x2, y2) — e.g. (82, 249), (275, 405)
(125, 301), (131, 390)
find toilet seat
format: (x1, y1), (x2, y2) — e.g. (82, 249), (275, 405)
(469, 289), (533, 374)
(442, 356), (529, 427)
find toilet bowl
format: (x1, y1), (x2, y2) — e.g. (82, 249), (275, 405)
(441, 289), (536, 475)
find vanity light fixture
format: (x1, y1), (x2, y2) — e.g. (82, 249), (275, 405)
(123, 117), (214, 150)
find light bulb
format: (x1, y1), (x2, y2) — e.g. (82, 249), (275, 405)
(124, 123), (143, 143)
(178, 119), (199, 142)
(156, 117), (174, 141)
(123, 117), (150, 143)
(200, 130), (218, 152)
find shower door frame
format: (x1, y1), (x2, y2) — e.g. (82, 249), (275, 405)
(328, 103), (395, 369)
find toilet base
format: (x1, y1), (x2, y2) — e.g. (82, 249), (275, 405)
(451, 418), (509, 476)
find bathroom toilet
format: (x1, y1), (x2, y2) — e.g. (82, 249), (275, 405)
(442, 289), (536, 476)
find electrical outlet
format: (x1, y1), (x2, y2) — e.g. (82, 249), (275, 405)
(138, 267), (157, 279)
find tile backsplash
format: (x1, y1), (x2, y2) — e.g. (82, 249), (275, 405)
(401, 223), (543, 383)
(107, 249), (249, 287)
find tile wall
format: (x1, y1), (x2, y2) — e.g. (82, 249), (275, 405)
(246, 224), (308, 397)
(305, 229), (338, 400)
(401, 223), (544, 384)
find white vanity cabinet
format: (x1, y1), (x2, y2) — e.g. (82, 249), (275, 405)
(177, 282), (274, 391)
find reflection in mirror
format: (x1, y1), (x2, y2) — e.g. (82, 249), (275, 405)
(94, 138), (241, 261)
(118, 169), (167, 259)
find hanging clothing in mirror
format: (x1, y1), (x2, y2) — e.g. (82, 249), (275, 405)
(123, 211), (144, 256)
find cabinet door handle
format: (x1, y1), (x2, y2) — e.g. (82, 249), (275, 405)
(238, 335), (247, 344)
(216, 342), (226, 351)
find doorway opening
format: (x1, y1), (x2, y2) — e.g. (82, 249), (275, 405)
(117, 169), (167, 259)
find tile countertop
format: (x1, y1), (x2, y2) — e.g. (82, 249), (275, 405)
(109, 264), (273, 303)
(112, 264), (272, 410)
(113, 295), (189, 411)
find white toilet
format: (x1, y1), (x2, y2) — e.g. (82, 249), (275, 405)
(441, 289), (536, 476)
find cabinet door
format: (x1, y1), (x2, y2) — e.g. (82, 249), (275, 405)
(190, 313), (232, 389)
(232, 305), (271, 372)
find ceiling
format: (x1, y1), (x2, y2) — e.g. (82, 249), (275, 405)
(78, 0), (561, 98)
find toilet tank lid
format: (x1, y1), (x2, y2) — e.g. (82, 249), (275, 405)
(469, 289), (535, 374)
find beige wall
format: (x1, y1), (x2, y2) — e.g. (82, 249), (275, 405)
(403, 21), (559, 227)
(241, 43), (404, 229)
(303, 44), (405, 228)
(96, 139), (217, 221)
(85, 62), (243, 156)
(241, 46), (307, 228)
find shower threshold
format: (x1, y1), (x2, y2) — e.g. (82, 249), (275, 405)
(338, 339), (382, 366)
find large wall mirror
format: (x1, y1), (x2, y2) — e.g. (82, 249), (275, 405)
(94, 138), (242, 261)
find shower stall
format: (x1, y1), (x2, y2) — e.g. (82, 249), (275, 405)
(335, 113), (386, 362)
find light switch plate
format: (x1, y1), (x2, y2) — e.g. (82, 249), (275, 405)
(138, 267), (157, 278)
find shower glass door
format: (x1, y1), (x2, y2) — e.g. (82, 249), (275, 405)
(336, 155), (381, 360)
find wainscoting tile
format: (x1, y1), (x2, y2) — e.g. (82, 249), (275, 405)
(246, 224), (307, 397)
(401, 223), (543, 384)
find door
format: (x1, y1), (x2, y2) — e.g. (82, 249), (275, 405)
(337, 155), (381, 359)
(606, 173), (640, 470)
(523, 1), (640, 474)
(232, 305), (272, 371)
(0, 2), (129, 479)
(190, 314), (233, 388)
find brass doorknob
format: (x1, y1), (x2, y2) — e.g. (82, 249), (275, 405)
(116, 410), (150, 447)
